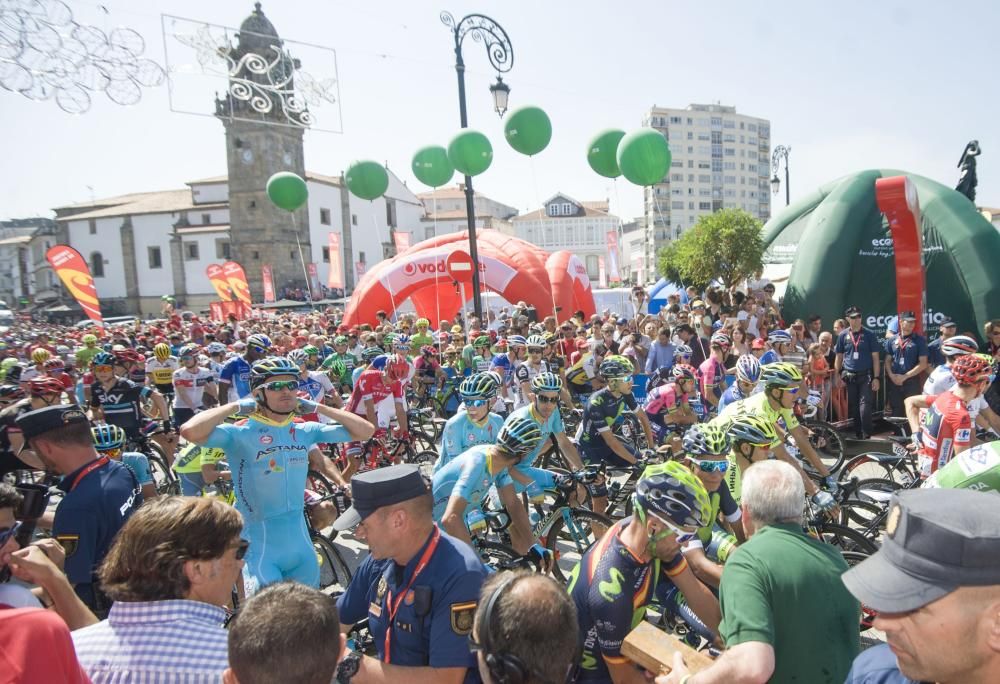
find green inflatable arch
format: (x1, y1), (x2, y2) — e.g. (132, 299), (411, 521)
(762, 169), (1000, 342)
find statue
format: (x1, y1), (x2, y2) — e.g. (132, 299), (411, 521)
(955, 140), (981, 202)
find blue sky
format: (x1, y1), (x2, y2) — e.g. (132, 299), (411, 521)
(2, 0), (996, 221)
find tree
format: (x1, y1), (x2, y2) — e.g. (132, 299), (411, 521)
(657, 209), (764, 291)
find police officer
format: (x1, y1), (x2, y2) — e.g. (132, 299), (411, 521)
(927, 315), (957, 368)
(15, 405), (142, 615)
(335, 464), (486, 684)
(883, 310), (929, 418)
(834, 306), (882, 439)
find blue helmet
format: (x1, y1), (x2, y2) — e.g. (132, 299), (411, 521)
(91, 424), (127, 451)
(735, 354), (761, 384)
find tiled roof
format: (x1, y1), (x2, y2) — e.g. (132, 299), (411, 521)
(55, 190), (229, 221)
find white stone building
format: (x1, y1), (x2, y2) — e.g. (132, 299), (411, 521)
(416, 185), (518, 239)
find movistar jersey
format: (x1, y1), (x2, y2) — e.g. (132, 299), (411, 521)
(568, 517), (687, 682)
(923, 441), (1000, 492)
(435, 411), (504, 473)
(579, 388), (638, 446)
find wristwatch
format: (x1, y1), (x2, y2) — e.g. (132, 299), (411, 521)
(336, 652), (361, 683)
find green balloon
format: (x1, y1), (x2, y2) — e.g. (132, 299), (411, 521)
(587, 129), (626, 178)
(411, 146), (454, 187)
(345, 160), (389, 201)
(504, 106), (552, 156)
(448, 130), (493, 177)
(266, 171), (308, 211)
(616, 128), (672, 186)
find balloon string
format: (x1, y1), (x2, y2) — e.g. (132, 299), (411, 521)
(528, 156), (559, 327)
(432, 195), (443, 357)
(612, 178), (627, 285)
(368, 205), (399, 321)
(291, 213), (314, 308)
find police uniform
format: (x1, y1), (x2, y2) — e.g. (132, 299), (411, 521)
(16, 405), (142, 615)
(834, 307), (881, 438)
(883, 311), (928, 418)
(334, 465), (486, 680)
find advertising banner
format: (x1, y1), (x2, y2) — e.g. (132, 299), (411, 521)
(327, 232), (344, 289)
(222, 261), (252, 304)
(355, 261), (367, 278)
(307, 262), (321, 298)
(261, 265), (276, 303)
(46, 245), (102, 324)
(206, 263), (233, 302)
(606, 231), (621, 282)
(393, 231), (411, 252)
(598, 256), (607, 288)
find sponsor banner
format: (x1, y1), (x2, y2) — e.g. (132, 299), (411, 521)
(209, 300), (252, 322)
(261, 265), (276, 303)
(222, 261), (252, 304)
(378, 247), (516, 295)
(307, 262), (321, 298)
(206, 263), (233, 302)
(598, 256), (607, 288)
(393, 232), (411, 252)
(606, 231), (621, 282)
(327, 232), (344, 289)
(566, 253), (592, 290)
(46, 245), (102, 324)
(355, 261), (367, 278)
(876, 176), (926, 335)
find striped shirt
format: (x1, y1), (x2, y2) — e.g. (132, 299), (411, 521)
(72, 599), (229, 683)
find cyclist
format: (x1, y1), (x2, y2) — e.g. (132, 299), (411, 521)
(90, 351), (170, 444)
(491, 334), (526, 403)
(90, 424), (157, 500)
(565, 342), (607, 398)
(75, 333), (101, 370)
(171, 343), (217, 429)
(432, 414), (542, 549)
(352, 346), (383, 386)
(343, 354), (410, 480)
(205, 342), (227, 377)
(718, 354), (762, 413)
(720, 413), (778, 505)
(413, 344), (447, 400)
(287, 349), (340, 417)
(172, 441), (229, 496)
(905, 353), (993, 478)
(463, 334), (493, 375)
(145, 343), (178, 405)
(760, 329), (791, 365)
(301, 344), (322, 371)
(920, 339), (1000, 437)
(43, 358), (77, 404)
(698, 333), (730, 412)
(923, 440), (1000, 492)
(115, 348), (148, 385)
(578, 355), (656, 516)
(326, 335), (358, 389)
(180, 355), (374, 594)
(513, 334), (553, 409)
(435, 372), (504, 473)
(410, 317), (435, 350)
(568, 462), (721, 684)
(643, 363), (698, 451)
(716, 362), (838, 510)
(218, 333), (272, 402)
(320, 355), (350, 398)
(25, 375), (70, 409)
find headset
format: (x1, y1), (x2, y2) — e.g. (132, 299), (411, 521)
(478, 573), (580, 684)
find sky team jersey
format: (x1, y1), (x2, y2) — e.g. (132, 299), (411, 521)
(697, 357), (726, 403)
(643, 383), (688, 425)
(717, 391), (798, 447)
(923, 441), (1000, 493)
(568, 518), (686, 682)
(436, 411), (504, 473)
(431, 444), (506, 521)
(145, 357), (178, 389)
(579, 388), (637, 446)
(346, 369), (404, 415)
(203, 414), (350, 524)
(219, 356), (252, 400)
(172, 366), (216, 410)
(89, 378), (151, 431)
(917, 391), (973, 478)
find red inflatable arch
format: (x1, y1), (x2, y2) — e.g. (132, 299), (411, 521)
(343, 232), (596, 327)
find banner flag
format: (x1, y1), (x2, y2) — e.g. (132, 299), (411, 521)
(261, 265), (276, 303)
(307, 262), (320, 298)
(222, 261), (252, 304)
(606, 231), (621, 282)
(598, 256), (607, 288)
(46, 245), (102, 324)
(355, 261), (367, 278)
(393, 232), (411, 252)
(206, 263), (233, 302)
(327, 232), (344, 289)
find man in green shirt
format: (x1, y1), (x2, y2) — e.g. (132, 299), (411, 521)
(658, 460), (860, 684)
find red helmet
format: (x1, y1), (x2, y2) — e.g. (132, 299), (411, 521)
(27, 376), (64, 396)
(951, 354), (992, 386)
(44, 357), (65, 371)
(420, 344), (436, 356)
(671, 363), (698, 382)
(385, 355), (410, 382)
(114, 349), (143, 364)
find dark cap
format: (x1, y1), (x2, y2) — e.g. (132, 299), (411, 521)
(616, 318), (628, 326)
(842, 489), (1000, 613)
(332, 464), (429, 531)
(844, 305), (862, 317)
(899, 310), (917, 321)
(15, 405), (90, 454)
(939, 316), (957, 328)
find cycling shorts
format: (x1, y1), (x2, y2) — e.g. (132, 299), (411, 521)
(581, 440), (637, 469)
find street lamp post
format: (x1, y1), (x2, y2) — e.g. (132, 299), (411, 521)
(771, 145), (791, 206)
(441, 11), (513, 322)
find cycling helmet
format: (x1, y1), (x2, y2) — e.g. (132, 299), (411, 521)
(710, 332), (731, 351)
(27, 376), (64, 396)
(681, 423), (731, 459)
(153, 343), (171, 361)
(361, 347), (383, 362)
(671, 363), (697, 383)
(599, 355), (634, 380)
(384, 355), (410, 382)
(392, 335), (411, 350)
(767, 330), (792, 346)
(530, 371), (563, 393)
(206, 342), (227, 355)
(633, 461), (711, 530)
(114, 349), (143, 365)
(473, 335), (491, 349)
(44, 358), (65, 371)
(460, 372), (500, 400)
(178, 343), (200, 359)
(91, 424), (127, 451)
(507, 335), (527, 348)
(91, 351), (115, 367)
(415, 318), (430, 328)
(286, 349), (309, 366)
(81, 334), (98, 345)
(246, 334), (272, 352)
(249, 356), (300, 389)
(1, 358), (18, 371)
(496, 415), (543, 456)
(760, 361), (803, 389)
(0, 385), (25, 400)
(486, 370), (504, 388)
(420, 344), (436, 356)
(735, 354), (761, 384)
(674, 344), (692, 357)
(526, 335), (547, 350)
(4, 365), (22, 383)
(333, 335), (349, 346)
(31, 348), (50, 364)
(542, 331), (557, 344)
(322, 357), (346, 379)
(302, 345), (319, 356)
(727, 413), (778, 448)
(951, 353), (992, 386)
(941, 335), (978, 357)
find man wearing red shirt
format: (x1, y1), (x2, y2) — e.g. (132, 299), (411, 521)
(342, 354), (410, 479)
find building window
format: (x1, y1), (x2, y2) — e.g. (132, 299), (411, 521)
(561, 203), (572, 215)
(90, 252), (104, 277)
(425, 226), (435, 240)
(670, 173), (684, 182)
(548, 204), (559, 217)
(148, 246), (162, 269)
(724, 119), (735, 129)
(698, 174), (711, 183)
(386, 199), (397, 227)
(322, 246), (330, 262)
(351, 214), (357, 225)
(724, 148), (735, 157)
(201, 213), (211, 224)
(320, 208), (331, 225)
(248, 200), (256, 209)
(216, 240), (230, 260)
(724, 175), (736, 184)
(184, 242), (199, 260)
(545, 227), (554, 243)
(671, 201), (685, 210)
(358, 251), (366, 263)
(669, 116), (682, 124)
(88, 219), (96, 235)
(585, 254), (599, 278)
(252, 251), (259, 260)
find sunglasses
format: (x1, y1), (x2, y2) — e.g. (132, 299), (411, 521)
(464, 399), (488, 408)
(535, 394), (559, 404)
(262, 380), (298, 392)
(613, 375), (634, 384)
(98, 447), (123, 458)
(93, 365), (114, 372)
(527, 347), (543, 353)
(0, 521), (22, 547)
(782, 387), (799, 394)
(232, 538), (250, 560)
(691, 458), (730, 473)
(648, 512), (697, 544)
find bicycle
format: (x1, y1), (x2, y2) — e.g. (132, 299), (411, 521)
(124, 422), (180, 496)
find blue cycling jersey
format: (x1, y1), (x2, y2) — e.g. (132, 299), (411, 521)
(121, 452), (153, 486)
(495, 404), (565, 490)
(759, 350), (780, 366)
(435, 411), (504, 473)
(431, 445), (507, 521)
(717, 383), (746, 413)
(219, 356), (252, 399)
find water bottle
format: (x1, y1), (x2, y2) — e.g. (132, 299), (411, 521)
(466, 508), (487, 535)
(526, 480), (545, 505)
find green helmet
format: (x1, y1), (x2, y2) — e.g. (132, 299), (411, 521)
(472, 335), (491, 348)
(322, 356), (347, 378)
(302, 345), (319, 356)
(633, 461), (711, 530)
(361, 347), (383, 362)
(760, 362), (803, 389)
(333, 335), (349, 345)
(599, 355), (634, 380)
(727, 413), (778, 448)
(681, 423), (731, 459)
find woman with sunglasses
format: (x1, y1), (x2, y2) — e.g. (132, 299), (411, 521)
(568, 461), (720, 684)
(434, 373), (504, 474)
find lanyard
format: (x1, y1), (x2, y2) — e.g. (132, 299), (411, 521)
(850, 329), (863, 353)
(897, 335), (911, 353)
(383, 526), (441, 663)
(69, 457), (109, 492)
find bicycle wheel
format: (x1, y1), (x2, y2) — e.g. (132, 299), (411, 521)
(838, 497), (888, 536)
(841, 551), (878, 632)
(850, 478), (903, 507)
(544, 508), (613, 583)
(409, 450), (438, 479)
(804, 420), (845, 473)
(813, 522), (879, 555)
(409, 429), (437, 454)
(312, 531), (352, 592)
(307, 470), (335, 497)
(147, 454), (180, 496)
(840, 452), (915, 485)
(475, 540), (522, 572)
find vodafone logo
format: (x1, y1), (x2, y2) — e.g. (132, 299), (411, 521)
(574, 264), (587, 275)
(399, 259), (485, 278)
(403, 262), (416, 276)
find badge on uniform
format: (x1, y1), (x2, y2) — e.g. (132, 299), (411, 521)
(56, 534), (79, 557)
(450, 601), (476, 635)
(377, 576), (388, 600)
(368, 601), (382, 618)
